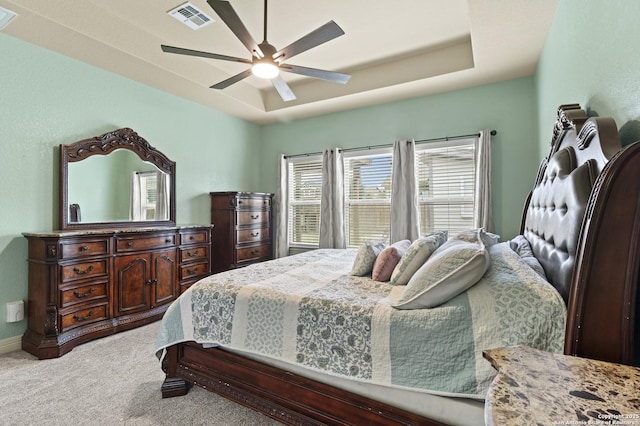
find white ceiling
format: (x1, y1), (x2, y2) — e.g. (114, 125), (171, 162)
(0, 0), (559, 124)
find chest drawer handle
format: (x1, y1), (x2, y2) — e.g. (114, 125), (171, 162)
(126, 242), (133, 248)
(79, 246), (89, 252)
(73, 287), (95, 298)
(250, 249), (261, 255)
(186, 251), (197, 257)
(73, 265), (94, 275)
(251, 232), (260, 237)
(186, 268), (198, 276)
(73, 310), (94, 322)
(165, 238), (172, 243)
(251, 214), (260, 219)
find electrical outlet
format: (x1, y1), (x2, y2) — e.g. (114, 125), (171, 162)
(6, 301), (24, 323)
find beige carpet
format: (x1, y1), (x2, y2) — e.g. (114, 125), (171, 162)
(0, 322), (280, 426)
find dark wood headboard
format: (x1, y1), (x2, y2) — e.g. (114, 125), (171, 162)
(521, 104), (640, 366)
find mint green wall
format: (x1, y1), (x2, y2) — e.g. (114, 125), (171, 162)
(260, 77), (540, 242)
(536, 0), (640, 151)
(0, 33), (261, 340)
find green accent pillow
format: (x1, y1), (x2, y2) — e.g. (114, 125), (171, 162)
(389, 230), (448, 286)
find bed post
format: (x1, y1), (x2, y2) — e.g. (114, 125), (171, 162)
(161, 345), (190, 398)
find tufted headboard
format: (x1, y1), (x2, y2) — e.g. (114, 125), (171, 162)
(520, 104), (640, 366)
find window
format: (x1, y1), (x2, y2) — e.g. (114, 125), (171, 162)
(139, 172), (158, 220)
(343, 149), (393, 247)
(287, 156), (323, 247)
(283, 135), (480, 250)
(416, 138), (477, 236)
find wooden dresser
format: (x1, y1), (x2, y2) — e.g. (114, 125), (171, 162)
(210, 192), (274, 273)
(22, 225), (211, 359)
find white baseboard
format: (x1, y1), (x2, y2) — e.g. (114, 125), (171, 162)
(0, 335), (22, 355)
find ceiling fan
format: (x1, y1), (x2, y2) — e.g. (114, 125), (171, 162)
(161, 0), (351, 102)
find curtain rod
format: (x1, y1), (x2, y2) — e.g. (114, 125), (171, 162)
(283, 130), (497, 159)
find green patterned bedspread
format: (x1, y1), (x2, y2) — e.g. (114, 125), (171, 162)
(156, 243), (566, 399)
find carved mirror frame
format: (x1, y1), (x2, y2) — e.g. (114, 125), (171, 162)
(60, 128), (176, 229)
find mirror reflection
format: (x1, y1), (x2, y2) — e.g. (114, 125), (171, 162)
(67, 149), (170, 224)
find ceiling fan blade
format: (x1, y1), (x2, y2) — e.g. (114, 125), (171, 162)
(275, 21), (345, 62)
(271, 76), (296, 102)
(161, 45), (251, 64)
(282, 64), (351, 84)
(207, 0), (263, 58)
(210, 68), (253, 89)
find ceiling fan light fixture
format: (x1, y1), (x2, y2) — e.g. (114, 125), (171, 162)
(252, 61), (279, 79)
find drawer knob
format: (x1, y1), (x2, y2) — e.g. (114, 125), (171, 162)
(79, 246), (89, 252)
(73, 287), (95, 298)
(126, 242), (133, 248)
(165, 238), (172, 243)
(73, 310), (94, 322)
(73, 265), (94, 275)
(189, 236), (195, 240)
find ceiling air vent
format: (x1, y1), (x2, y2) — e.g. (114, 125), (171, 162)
(168, 2), (214, 30)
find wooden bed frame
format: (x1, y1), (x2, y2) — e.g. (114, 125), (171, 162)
(160, 104), (640, 425)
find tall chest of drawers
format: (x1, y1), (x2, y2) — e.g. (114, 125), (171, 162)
(22, 226), (211, 359)
(210, 192), (274, 273)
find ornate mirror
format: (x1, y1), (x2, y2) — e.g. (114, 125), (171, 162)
(60, 128), (176, 229)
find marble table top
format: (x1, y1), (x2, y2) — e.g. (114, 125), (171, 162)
(483, 346), (640, 426)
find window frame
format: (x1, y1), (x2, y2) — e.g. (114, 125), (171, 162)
(415, 137), (478, 236)
(286, 154), (323, 249)
(342, 147), (394, 248)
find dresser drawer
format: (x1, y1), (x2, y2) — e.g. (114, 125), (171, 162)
(234, 196), (271, 209)
(61, 259), (109, 283)
(180, 246), (209, 263)
(60, 239), (109, 260)
(180, 262), (209, 281)
(60, 282), (108, 308)
(236, 244), (271, 263)
(180, 229), (209, 245)
(116, 234), (176, 252)
(237, 210), (270, 227)
(60, 303), (108, 331)
(237, 226), (270, 244)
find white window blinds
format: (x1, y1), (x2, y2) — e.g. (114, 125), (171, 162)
(287, 157), (323, 246)
(343, 149), (393, 247)
(416, 138), (476, 236)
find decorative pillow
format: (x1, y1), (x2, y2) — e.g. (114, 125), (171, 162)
(509, 235), (547, 279)
(392, 236), (490, 309)
(372, 240), (411, 281)
(389, 230), (448, 286)
(350, 240), (387, 276)
(454, 228), (500, 246)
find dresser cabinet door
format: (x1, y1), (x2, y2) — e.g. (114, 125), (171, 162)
(114, 254), (150, 315)
(152, 250), (177, 306)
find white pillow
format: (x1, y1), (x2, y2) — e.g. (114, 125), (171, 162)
(392, 235), (490, 309)
(350, 240), (386, 276)
(389, 231), (448, 286)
